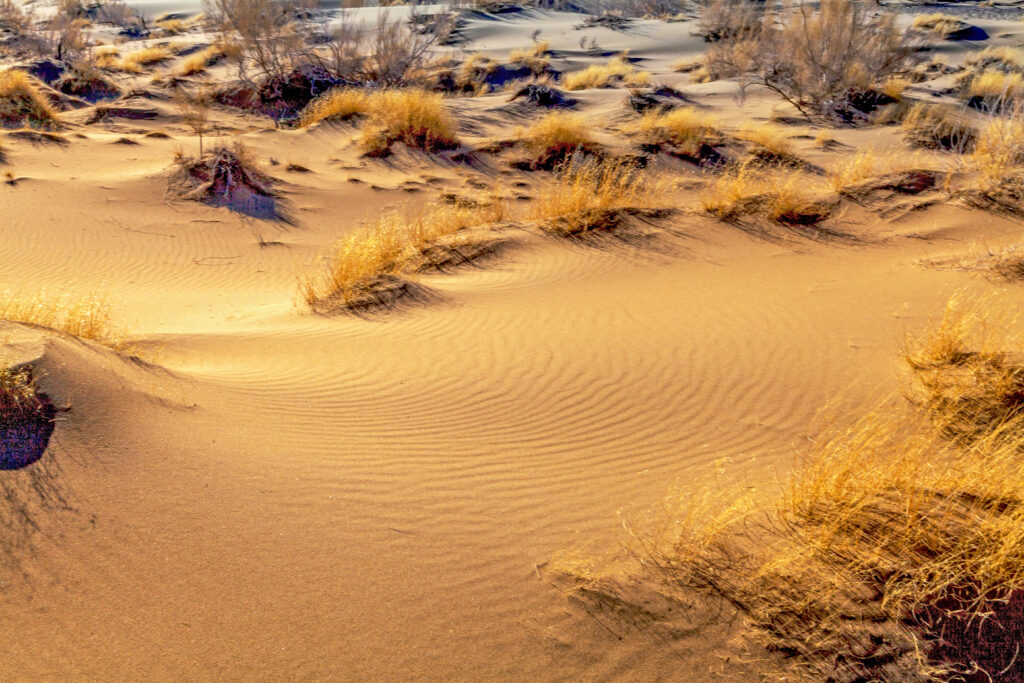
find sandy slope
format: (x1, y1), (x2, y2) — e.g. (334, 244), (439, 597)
(4, 6), (1024, 681)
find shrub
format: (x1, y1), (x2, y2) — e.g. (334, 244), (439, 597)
(0, 70), (57, 128)
(563, 57), (650, 91)
(701, 161), (829, 225)
(912, 12), (964, 38)
(964, 70), (1024, 110)
(969, 114), (1024, 192)
(705, 0), (914, 121)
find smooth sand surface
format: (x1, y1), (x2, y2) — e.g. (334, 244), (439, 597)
(5, 5), (1024, 681)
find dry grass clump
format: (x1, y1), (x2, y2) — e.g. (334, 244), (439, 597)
(519, 111), (598, 168)
(298, 88), (370, 126)
(0, 366), (46, 428)
(0, 70), (58, 128)
(118, 45), (176, 73)
(154, 18), (188, 35)
(911, 12), (964, 38)
(360, 90), (458, 156)
(826, 150), (935, 195)
(0, 290), (118, 343)
(631, 107), (718, 155)
(903, 294), (1024, 443)
(563, 58), (650, 91)
(701, 162), (830, 225)
(508, 41), (550, 75)
(530, 158), (654, 235)
(300, 89), (457, 155)
(968, 114), (1024, 192)
(964, 46), (1024, 76)
(300, 199), (506, 311)
(965, 71), (1024, 110)
(736, 124), (794, 160)
(179, 44), (227, 76)
(901, 102), (976, 152)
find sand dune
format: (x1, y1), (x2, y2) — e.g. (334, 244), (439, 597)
(5, 1), (1024, 680)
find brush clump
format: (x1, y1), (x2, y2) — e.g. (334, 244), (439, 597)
(632, 107), (718, 157)
(701, 162), (831, 226)
(531, 158), (655, 235)
(519, 111), (598, 169)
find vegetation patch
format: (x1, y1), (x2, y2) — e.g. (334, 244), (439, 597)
(0, 366), (55, 470)
(170, 144), (282, 220)
(0, 70), (58, 128)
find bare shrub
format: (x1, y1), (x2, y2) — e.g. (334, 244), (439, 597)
(705, 0), (916, 121)
(204, 0), (314, 82)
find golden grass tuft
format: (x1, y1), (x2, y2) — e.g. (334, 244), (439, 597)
(563, 58), (650, 91)
(0, 70), (57, 128)
(0, 290), (119, 343)
(155, 18), (187, 34)
(359, 89), (458, 155)
(519, 111), (597, 168)
(300, 199), (506, 310)
(508, 41), (551, 74)
(118, 46), (175, 73)
(299, 88), (370, 126)
(968, 114), (1024, 192)
(530, 158), (654, 234)
(631, 107), (717, 155)
(736, 124), (794, 159)
(901, 101), (976, 152)
(701, 162), (829, 225)
(965, 70), (1024, 106)
(912, 12), (964, 36)
(178, 44), (226, 76)
(902, 293), (1024, 442)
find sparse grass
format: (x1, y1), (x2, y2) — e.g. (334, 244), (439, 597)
(827, 150), (878, 192)
(969, 114), (1024, 192)
(300, 199), (506, 309)
(509, 41), (550, 74)
(519, 111), (598, 168)
(155, 18), (187, 34)
(701, 161), (829, 225)
(563, 58), (650, 91)
(903, 294), (1024, 443)
(881, 76), (910, 100)
(178, 44), (226, 76)
(0, 290), (119, 343)
(0, 70), (58, 128)
(299, 88), (371, 126)
(0, 366), (43, 427)
(736, 124), (794, 159)
(300, 89), (458, 155)
(631, 107), (718, 155)
(118, 46), (176, 73)
(912, 12), (963, 37)
(530, 158), (653, 234)
(359, 89), (458, 155)
(901, 102), (976, 152)
(964, 46), (1024, 75)
(962, 70), (1019, 108)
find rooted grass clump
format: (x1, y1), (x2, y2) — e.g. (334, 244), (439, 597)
(901, 102), (976, 152)
(118, 46), (176, 73)
(631, 107), (718, 156)
(359, 90), (458, 156)
(903, 295), (1024, 443)
(519, 111), (598, 169)
(0, 290), (118, 342)
(0, 70), (58, 128)
(701, 162), (830, 226)
(300, 199), (506, 312)
(531, 159), (654, 235)
(299, 88), (371, 126)
(563, 58), (650, 91)
(912, 12), (965, 38)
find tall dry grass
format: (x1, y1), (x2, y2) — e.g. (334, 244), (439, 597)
(701, 161), (829, 225)
(0, 290), (119, 344)
(300, 199), (505, 309)
(563, 57), (650, 91)
(0, 70), (57, 128)
(519, 111), (597, 168)
(530, 158), (653, 234)
(631, 107), (717, 155)
(301, 88), (457, 155)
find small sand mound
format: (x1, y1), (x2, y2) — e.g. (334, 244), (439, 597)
(170, 145), (282, 220)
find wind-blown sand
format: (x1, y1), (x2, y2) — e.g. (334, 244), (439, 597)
(5, 3), (1024, 680)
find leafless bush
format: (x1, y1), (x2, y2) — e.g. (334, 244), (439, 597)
(314, 11), (454, 87)
(704, 0), (916, 121)
(204, 0), (314, 82)
(698, 0), (762, 41)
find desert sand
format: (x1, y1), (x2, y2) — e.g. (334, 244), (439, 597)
(5, 1), (1024, 680)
